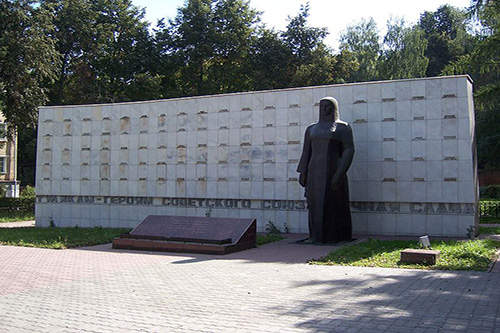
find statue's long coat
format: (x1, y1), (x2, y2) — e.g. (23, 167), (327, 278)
(297, 120), (354, 243)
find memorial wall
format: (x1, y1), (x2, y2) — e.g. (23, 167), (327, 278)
(35, 75), (478, 237)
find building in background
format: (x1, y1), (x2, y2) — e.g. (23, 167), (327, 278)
(0, 113), (19, 197)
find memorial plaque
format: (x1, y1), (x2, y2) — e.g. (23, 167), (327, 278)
(112, 215), (256, 255)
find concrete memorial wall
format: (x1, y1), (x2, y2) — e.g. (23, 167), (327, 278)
(35, 75), (478, 237)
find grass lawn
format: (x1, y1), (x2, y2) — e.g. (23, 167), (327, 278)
(0, 210), (35, 223)
(0, 226), (283, 249)
(479, 226), (500, 234)
(257, 233), (284, 246)
(0, 227), (130, 249)
(480, 216), (500, 224)
(311, 239), (500, 271)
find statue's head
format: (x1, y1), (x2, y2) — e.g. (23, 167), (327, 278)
(319, 97), (339, 122)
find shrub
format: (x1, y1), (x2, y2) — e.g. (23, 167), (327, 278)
(21, 185), (36, 197)
(480, 185), (500, 199)
(0, 197), (35, 210)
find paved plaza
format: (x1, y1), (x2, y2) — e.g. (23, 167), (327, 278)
(1, 234), (499, 333)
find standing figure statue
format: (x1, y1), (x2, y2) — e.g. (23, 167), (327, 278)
(297, 97), (355, 243)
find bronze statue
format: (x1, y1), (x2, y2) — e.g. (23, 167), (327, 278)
(297, 97), (355, 243)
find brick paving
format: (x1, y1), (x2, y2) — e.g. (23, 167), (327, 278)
(1, 237), (500, 332)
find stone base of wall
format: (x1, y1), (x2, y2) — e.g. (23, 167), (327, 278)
(35, 199), (476, 238)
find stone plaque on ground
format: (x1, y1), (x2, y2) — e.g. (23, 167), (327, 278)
(400, 249), (441, 265)
(112, 215), (256, 255)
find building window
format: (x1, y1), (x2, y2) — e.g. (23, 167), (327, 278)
(0, 157), (5, 174)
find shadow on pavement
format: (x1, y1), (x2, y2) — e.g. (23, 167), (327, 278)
(76, 233), (347, 265)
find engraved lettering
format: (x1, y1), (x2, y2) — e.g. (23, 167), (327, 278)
(449, 203), (461, 214)
(376, 202), (387, 212)
(436, 203), (448, 214)
(423, 204), (435, 214)
(410, 203), (422, 213)
(389, 203), (400, 213)
(463, 203), (474, 214)
(261, 200), (271, 209)
(296, 201), (306, 210)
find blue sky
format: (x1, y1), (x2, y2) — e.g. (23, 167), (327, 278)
(132, 0), (472, 49)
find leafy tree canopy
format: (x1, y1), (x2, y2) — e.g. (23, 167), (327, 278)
(0, 0), (59, 132)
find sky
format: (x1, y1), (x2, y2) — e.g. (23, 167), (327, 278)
(131, 0), (472, 49)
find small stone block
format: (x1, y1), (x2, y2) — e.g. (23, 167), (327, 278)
(400, 249), (441, 265)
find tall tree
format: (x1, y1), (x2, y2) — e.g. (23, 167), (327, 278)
(339, 18), (380, 82)
(159, 0), (216, 96)
(466, 0), (500, 107)
(378, 18), (429, 80)
(419, 5), (474, 77)
(447, 0), (500, 169)
(158, 0), (261, 96)
(44, 0), (95, 104)
(44, 0), (159, 105)
(280, 2), (347, 87)
(0, 0), (58, 131)
(208, 0), (260, 93)
(249, 28), (294, 90)
(281, 2), (327, 63)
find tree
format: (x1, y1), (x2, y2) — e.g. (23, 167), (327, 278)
(157, 0), (262, 96)
(43, 0), (96, 104)
(43, 0), (160, 105)
(279, 2), (349, 88)
(464, 0), (500, 107)
(419, 5), (475, 77)
(158, 0), (216, 96)
(207, 0), (261, 93)
(281, 2), (327, 63)
(0, 0), (58, 131)
(378, 18), (428, 80)
(443, 1), (500, 169)
(90, 0), (160, 103)
(339, 18), (380, 82)
(249, 28), (294, 90)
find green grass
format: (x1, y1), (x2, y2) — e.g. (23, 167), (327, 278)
(480, 216), (500, 224)
(0, 210), (35, 223)
(0, 227), (282, 249)
(479, 226), (500, 234)
(311, 239), (500, 271)
(0, 227), (130, 249)
(256, 233), (284, 246)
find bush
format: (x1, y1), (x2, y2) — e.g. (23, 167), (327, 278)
(480, 185), (500, 199)
(0, 197), (35, 210)
(21, 185), (36, 197)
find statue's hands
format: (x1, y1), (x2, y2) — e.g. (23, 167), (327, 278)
(330, 174), (343, 191)
(299, 173), (307, 187)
